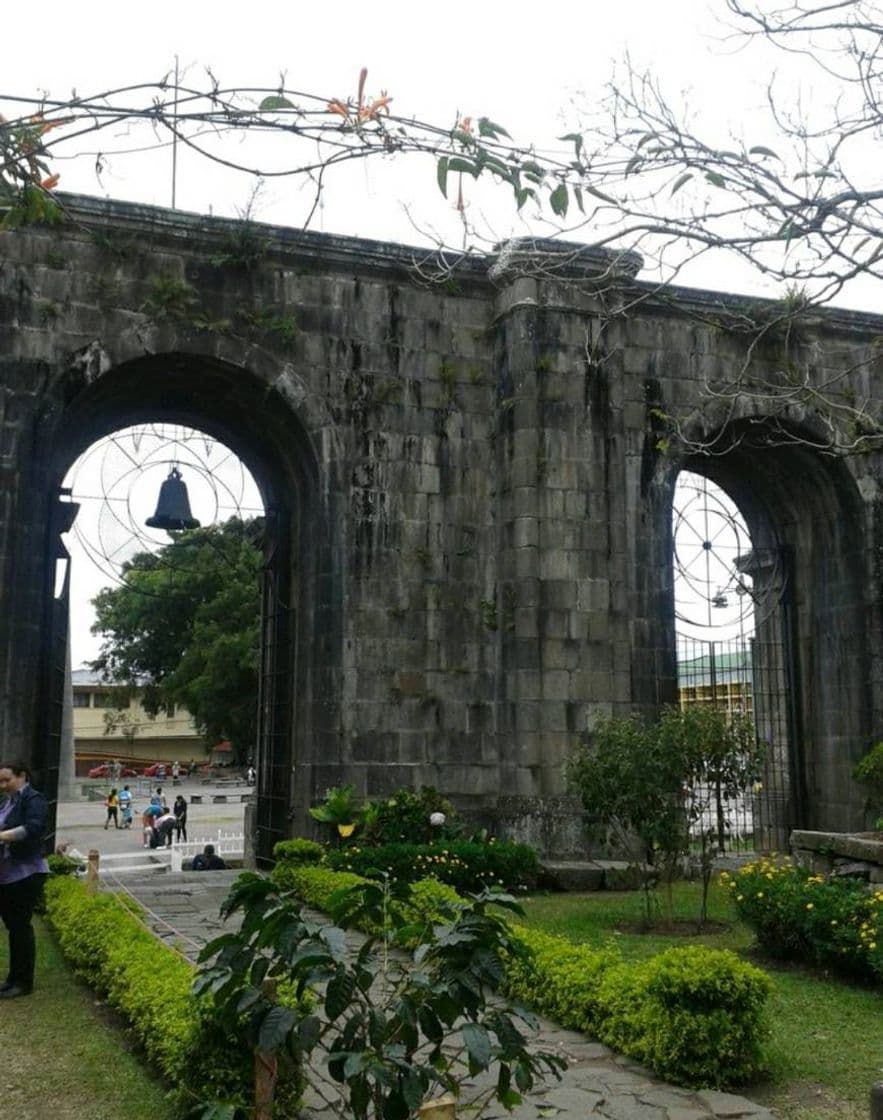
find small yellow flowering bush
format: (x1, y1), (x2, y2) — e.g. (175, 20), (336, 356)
(324, 839), (539, 892)
(723, 858), (883, 983)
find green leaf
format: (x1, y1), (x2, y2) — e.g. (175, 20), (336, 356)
(402, 1070), (425, 1112)
(749, 145), (780, 160)
(326, 970), (356, 1019)
(705, 171), (727, 188)
(549, 183), (568, 218)
(258, 1005), (297, 1052)
(670, 172), (693, 197)
(447, 157), (478, 177)
(259, 95), (294, 111)
(297, 1014), (322, 1052)
(558, 132), (584, 158)
(478, 117), (512, 140)
(462, 1022), (492, 1072)
(583, 184), (617, 205)
(437, 157), (449, 199)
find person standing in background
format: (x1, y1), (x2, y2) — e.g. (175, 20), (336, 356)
(0, 761), (48, 998)
(173, 794), (188, 842)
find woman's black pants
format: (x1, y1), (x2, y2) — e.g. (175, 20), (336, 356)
(0, 873), (47, 991)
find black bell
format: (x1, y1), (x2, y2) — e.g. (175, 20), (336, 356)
(146, 466), (200, 531)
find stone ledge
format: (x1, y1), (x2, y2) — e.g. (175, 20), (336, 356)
(791, 830), (883, 865)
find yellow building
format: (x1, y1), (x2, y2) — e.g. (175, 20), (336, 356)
(677, 650), (753, 717)
(72, 668), (207, 774)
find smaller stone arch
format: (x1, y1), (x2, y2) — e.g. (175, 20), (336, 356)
(645, 415), (875, 837)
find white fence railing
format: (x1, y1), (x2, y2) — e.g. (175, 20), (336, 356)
(170, 830), (245, 872)
(65, 831), (246, 878)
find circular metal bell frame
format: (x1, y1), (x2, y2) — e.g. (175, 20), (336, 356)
(145, 466), (200, 531)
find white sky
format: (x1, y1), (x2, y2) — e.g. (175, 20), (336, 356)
(3, 1), (849, 662)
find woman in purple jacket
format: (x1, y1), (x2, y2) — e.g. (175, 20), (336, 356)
(0, 760), (48, 999)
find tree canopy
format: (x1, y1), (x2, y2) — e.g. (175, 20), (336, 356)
(90, 518), (262, 758)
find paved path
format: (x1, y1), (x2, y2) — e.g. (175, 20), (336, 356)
(113, 871), (778, 1120)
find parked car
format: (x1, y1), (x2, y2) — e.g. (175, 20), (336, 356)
(142, 762), (168, 778)
(87, 763), (138, 779)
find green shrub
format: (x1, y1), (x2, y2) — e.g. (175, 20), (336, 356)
(277, 863), (772, 1089)
(47, 852), (83, 876)
(361, 786), (459, 845)
(44, 875), (304, 1116)
(595, 946), (770, 1087)
(325, 838), (539, 892)
(273, 837), (325, 865)
(724, 857), (883, 983)
(502, 924), (621, 1030)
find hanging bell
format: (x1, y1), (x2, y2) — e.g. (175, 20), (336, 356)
(145, 466), (200, 531)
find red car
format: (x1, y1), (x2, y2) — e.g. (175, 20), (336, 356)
(87, 763), (138, 779)
(142, 762), (169, 778)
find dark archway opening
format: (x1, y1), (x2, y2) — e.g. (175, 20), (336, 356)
(33, 351), (336, 865)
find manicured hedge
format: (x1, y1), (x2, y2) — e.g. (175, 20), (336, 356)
(271, 861), (461, 939)
(271, 863), (771, 1088)
(45, 876), (304, 1116)
(324, 838), (539, 892)
(724, 857), (883, 983)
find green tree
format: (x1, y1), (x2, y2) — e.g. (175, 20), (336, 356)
(91, 518), (262, 759)
(565, 714), (689, 924)
(656, 705), (762, 923)
(566, 706), (763, 926)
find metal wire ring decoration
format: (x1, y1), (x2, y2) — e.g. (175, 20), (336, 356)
(63, 423), (264, 592)
(673, 472), (787, 635)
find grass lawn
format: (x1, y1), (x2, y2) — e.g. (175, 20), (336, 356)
(519, 881), (883, 1120)
(0, 918), (173, 1120)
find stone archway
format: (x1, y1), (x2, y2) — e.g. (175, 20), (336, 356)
(643, 419), (872, 839)
(27, 346), (344, 862)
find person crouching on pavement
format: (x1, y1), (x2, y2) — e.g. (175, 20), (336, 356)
(0, 761), (49, 999)
(150, 808), (176, 848)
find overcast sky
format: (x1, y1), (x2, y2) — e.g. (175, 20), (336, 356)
(4, 1), (827, 662)
(4, 1), (792, 266)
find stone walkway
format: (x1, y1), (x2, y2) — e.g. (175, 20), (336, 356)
(116, 872), (777, 1120)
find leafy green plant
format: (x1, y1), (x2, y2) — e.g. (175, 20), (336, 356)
(566, 714), (688, 923)
(657, 705), (763, 922)
(309, 784), (363, 831)
(196, 873), (566, 1119)
(361, 786), (459, 846)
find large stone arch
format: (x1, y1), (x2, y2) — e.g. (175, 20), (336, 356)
(639, 415), (873, 834)
(22, 341), (346, 861)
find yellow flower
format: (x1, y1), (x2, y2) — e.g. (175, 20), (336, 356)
(757, 891), (764, 898)
(806, 903), (814, 910)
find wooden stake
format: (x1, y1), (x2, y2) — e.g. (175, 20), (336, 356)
(418, 1095), (456, 1120)
(86, 849), (100, 894)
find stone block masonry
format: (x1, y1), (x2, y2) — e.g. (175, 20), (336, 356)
(1, 197), (882, 857)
